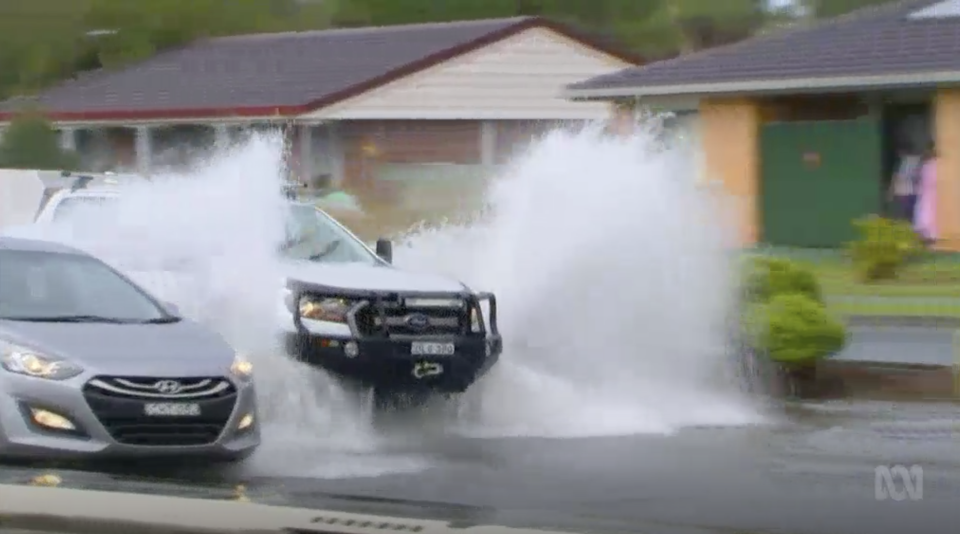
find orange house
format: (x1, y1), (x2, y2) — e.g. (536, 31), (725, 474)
(566, 0), (960, 251)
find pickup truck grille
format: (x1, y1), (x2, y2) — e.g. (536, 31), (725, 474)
(355, 300), (468, 337)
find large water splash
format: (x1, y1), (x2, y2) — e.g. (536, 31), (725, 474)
(394, 122), (763, 437)
(5, 120), (762, 465)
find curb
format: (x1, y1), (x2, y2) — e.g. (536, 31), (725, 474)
(0, 485), (556, 534)
(845, 315), (960, 328)
(822, 359), (951, 371)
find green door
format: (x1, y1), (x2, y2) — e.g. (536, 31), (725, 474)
(760, 119), (882, 248)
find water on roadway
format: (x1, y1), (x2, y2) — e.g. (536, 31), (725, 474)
(4, 400), (959, 534)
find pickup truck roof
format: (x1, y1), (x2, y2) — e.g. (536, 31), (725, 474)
(25, 171), (151, 223)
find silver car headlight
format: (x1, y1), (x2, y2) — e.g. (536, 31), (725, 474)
(230, 352), (253, 381)
(0, 345), (83, 380)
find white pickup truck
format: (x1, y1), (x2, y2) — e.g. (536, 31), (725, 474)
(0, 171), (502, 410)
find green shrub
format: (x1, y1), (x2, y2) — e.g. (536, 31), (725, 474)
(0, 111), (80, 171)
(847, 215), (922, 282)
(743, 256), (822, 304)
(744, 293), (846, 366)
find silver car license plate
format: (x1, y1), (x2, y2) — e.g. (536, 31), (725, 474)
(144, 403), (201, 417)
(410, 341), (455, 356)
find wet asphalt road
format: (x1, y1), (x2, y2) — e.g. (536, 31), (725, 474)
(2, 327), (958, 534)
(4, 400), (960, 534)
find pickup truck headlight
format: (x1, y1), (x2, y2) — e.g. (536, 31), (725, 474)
(1, 346), (83, 380)
(298, 296), (353, 324)
(230, 353), (253, 381)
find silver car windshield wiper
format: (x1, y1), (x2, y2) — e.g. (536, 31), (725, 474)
(0, 314), (138, 324)
(139, 316), (182, 324)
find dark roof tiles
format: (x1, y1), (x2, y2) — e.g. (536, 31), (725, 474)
(1, 17), (538, 118)
(569, 0), (960, 94)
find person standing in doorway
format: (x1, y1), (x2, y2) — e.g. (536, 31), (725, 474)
(914, 144), (938, 245)
(888, 144), (922, 221)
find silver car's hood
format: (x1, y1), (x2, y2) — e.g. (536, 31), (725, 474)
(0, 319), (235, 377)
(282, 261), (467, 293)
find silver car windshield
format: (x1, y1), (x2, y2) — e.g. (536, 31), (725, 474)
(281, 203), (380, 265)
(0, 250), (168, 323)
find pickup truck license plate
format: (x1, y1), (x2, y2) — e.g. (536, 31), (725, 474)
(144, 403), (201, 417)
(410, 341), (455, 356)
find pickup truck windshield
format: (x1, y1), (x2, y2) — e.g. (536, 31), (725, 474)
(281, 203), (380, 265)
(50, 196), (117, 222)
(50, 197), (379, 265)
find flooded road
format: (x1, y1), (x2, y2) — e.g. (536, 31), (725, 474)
(5, 400), (959, 534)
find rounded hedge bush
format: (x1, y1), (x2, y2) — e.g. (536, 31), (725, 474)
(743, 256), (822, 304)
(0, 112), (80, 170)
(847, 215), (923, 282)
(745, 293), (846, 366)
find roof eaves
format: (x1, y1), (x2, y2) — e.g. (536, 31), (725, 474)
(0, 104), (301, 123)
(563, 69), (960, 100)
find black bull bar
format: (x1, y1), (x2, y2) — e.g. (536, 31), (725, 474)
(287, 280), (500, 339)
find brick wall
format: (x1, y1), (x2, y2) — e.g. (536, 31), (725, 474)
(339, 119), (565, 192)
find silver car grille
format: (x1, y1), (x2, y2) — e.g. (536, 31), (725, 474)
(85, 376), (234, 400)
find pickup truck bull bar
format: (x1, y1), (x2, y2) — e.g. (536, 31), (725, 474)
(286, 281), (499, 339)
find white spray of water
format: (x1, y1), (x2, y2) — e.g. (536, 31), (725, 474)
(394, 123), (763, 437)
(8, 122), (763, 473)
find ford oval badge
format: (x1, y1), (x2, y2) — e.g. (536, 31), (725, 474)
(405, 313), (430, 329)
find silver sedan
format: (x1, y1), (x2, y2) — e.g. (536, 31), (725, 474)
(0, 236), (259, 462)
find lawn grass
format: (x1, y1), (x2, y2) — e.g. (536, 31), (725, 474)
(809, 259), (960, 298)
(750, 247), (960, 318)
(828, 299), (960, 319)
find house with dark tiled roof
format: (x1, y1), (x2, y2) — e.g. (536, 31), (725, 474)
(0, 17), (636, 190)
(566, 0), (960, 251)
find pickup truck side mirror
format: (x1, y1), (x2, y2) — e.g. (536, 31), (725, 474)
(375, 238), (393, 264)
